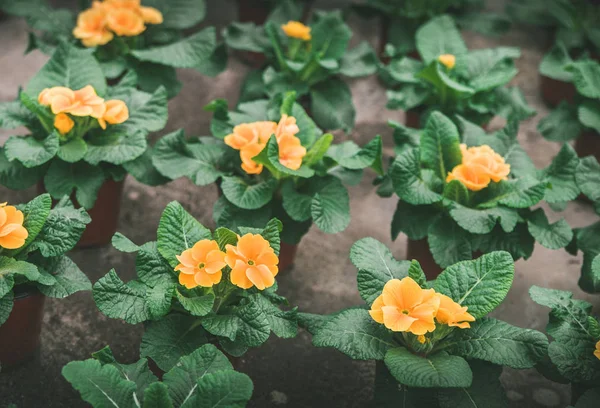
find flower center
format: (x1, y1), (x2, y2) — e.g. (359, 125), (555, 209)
(401, 309), (410, 315)
(248, 260), (255, 266)
(198, 262), (205, 269)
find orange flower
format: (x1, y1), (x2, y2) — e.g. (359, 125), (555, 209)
(595, 341), (600, 360)
(0, 203), (28, 250)
(174, 240), (226, 288)
(39, 86), (106, 119)
(435, 294), (475, 329)
(225, 234), (279, 290)
(54, 113), (74, 135)
(281, 21), (311, 41)
(274, 114), (299, 140)
(438, 54), (456, 69)
(73, 7), (114, 47)
(369, 277), (440, 335)
(446, 164), (491, 191)
(98, 99), (129, 129)
(460, 144), (510, 183)
(224, 122), (276, 150)
(240, 143), (265, 175)
(278, 134), (306, 170)
(139, 6), (163, 24)
(106, 8), (145, 36)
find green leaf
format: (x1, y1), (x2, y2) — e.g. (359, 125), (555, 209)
(386, 84), (431, 111)
(26, 42), (106, 97)
(443, 180), (469, 206)
(281, 181), (313, 222)
(408, 260), (427, 288)
(2, 193), (51, 258)
(85, 130), (147, 166)
(44, 160), (105, 209)
(157, 201), (212, 268)
(310, 78), (355, 132)
(390, 148), (443, 205)
(0, 292), (14, 325)
(0, 257), (39, 298)
(136, 242), (177, 288)
(140, 314), (209, 372)
(120, 86), (168, 134)
(144, 382), (174, 408)
(112, 232), (141, 253)
(543, 143), (580, 203)
(0, 100), (36, 129)
(123, 146), (170, 187)
(339, 42), (379, 78)
(312, 308), (395, 360)
(351, 237), (411, 304)
(527, 209), (572, 250)
(570, 60), (600, 99)
(4, 133), (59, 168)
(450, 206), (519, 235)
(428, 215), (473, 268)
(163, 343), (232, 407)
(443, 318), (548, 369)
(494, 86), (536, 121)
(223, 22), (266, 53)
(493, 178), (546, 209)
(176, 290), (215, 317)
(328, 136), (384, 175)
(384, 348), (472, 388)
(310, 11), (352, 60)
(538, 102), (582, 142)
(62, 359), (136, 407)
(252, 294), (297, 338)
(57, 137), (87, 163)
(303, 134), (333, 167)
(37, 256), (91, 299)
(0, 148), (45, 190)
(420, 112), (462, 180)
(434, 251), (514, 318)
(194, 370), (253, 408)
(391, 201), (439, 241)
(415, 15), (468, 65)
(93, 270), (150, 324)
(220, 176), (278, 210)
(142, 0), (206, 30)
(539, 42), (573, 81)
(132, 27), (216, 69)
(310, 177), (350, 234)
(579, 100), (600, 133)
(576, 156), (600, 202)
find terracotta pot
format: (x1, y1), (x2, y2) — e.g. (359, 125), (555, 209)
(38, 178), (125, 248)
(0, 286), (45, 368)
(406, 239), (443, 280)
(575, 131), (600, 162)
(540, 75), (576, 107)
(236, 0), (270, 68)
(279, 241), (298, 272)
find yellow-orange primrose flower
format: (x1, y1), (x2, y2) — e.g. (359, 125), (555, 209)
(446, 164), (491, 191)
(73, 7), (114, 47)
(595, 341), (600, 360)
(438, 54), (456, 69)
(39, 86), (106, 119)
(278, 134), (306, 170)
(101, 0), (163, 24)
(460, 144), (510, 183)
(224, 121), (277, 150)
(240, 143), (265, 175)
(54, 113), (75, 135)
(435, 293), (475, 329)
(106, 7), (146, 36)
(281, 21), (311, 41)
(225, 234), (279, 290)
(98, 99), (129, 129)
(274, 114), (300, 140)
(369, 277), (440, 335)
(175, 240), (227, 288)
(0, 203), (28, 249)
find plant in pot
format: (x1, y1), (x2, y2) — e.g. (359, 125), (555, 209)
(224, 10), (379, 132)
(538, 57), (600, 162)
(93, 201), (299, 373)
(0, 193), (91, 368)
(300, 241), (548, 407)
(529, 286), (600, 406)
(351, 0), (510, 62)
(0, 42), (170, 248)
(376, 111), (577, 279)
(1, 0), (223, 98)
(507, 0), (600, 107)
(151, 92), (384, 271)
(63, 344), (254, 407)
(383, 15), (535, 129)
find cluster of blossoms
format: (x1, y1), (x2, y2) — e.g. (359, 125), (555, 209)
(73, 0), (163, 47)
(447, 144), (511, 191)
(281, 21), (312, 41)
(38, 86), (129, 135)
(369, 277), (475, 342)
(0, 203), (28, 250)
(175, 234), (279, 291)
(224, 115), (307, 175)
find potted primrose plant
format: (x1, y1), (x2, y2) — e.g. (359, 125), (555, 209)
(530, 286), (600, 406)
(538, 57), (600, 162)
(0, 42), (169, 248)
(224, 10), (379, 132)
(383, 15), (535, 129)
(0, 194), (91, 368)
(151, 93), (384, 271)
(93, 201), (299, 373)
(300, 240), (548, 407)
(1, 0), (223, 98)
(352, 0), (510, 62)
(376, 111), (577, 279)
(63, 344), (253, 407)
(507, 0), (600, 106)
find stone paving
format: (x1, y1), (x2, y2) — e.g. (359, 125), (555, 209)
(0, 1), (599, 407)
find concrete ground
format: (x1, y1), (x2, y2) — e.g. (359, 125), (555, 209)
(1, 1), (599, 407)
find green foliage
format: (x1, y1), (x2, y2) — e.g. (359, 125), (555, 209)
(63, 344), (253, 408)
